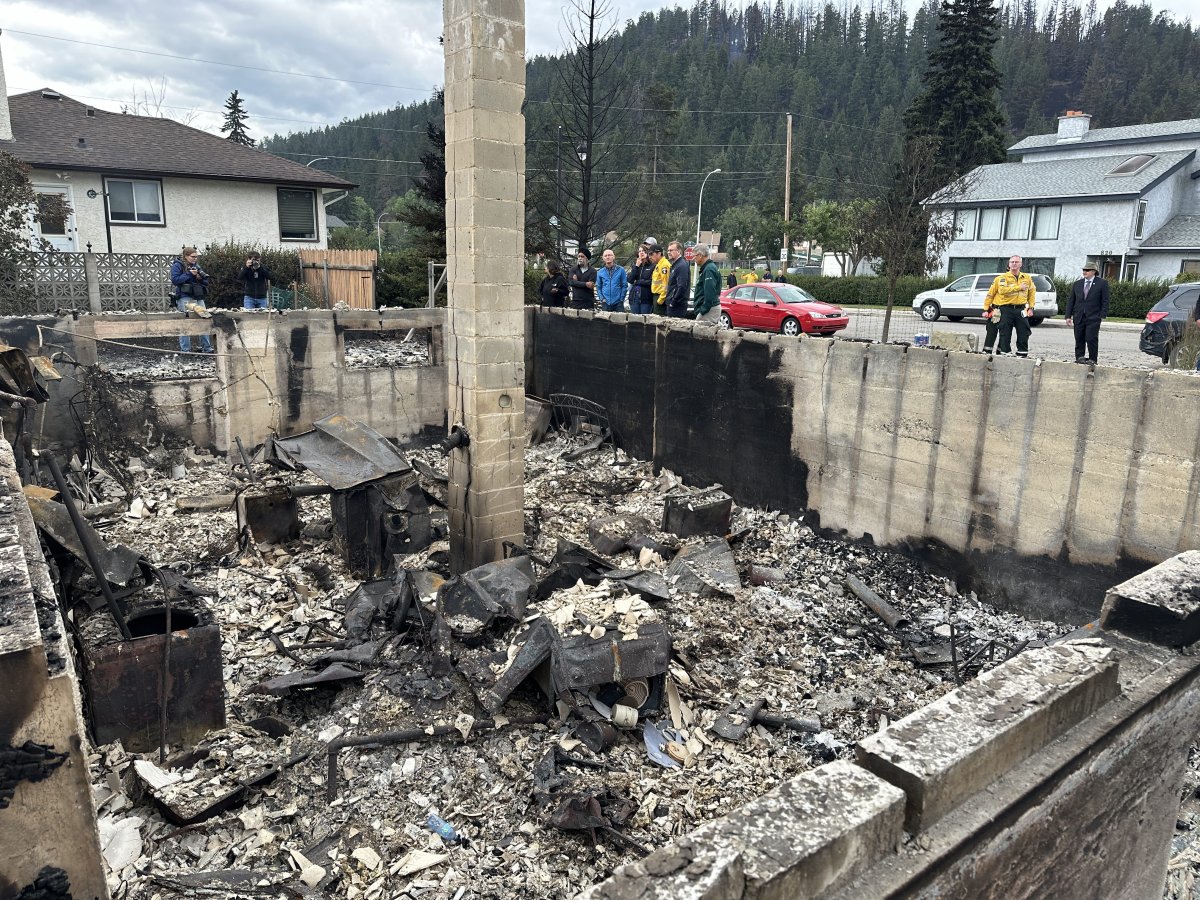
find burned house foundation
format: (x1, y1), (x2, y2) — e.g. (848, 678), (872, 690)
(0, 306), (1199, 898)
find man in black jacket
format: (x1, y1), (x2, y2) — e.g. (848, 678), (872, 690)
(1064, 262), (1110, 364)
(238, 252), (274, 310)
(665, 240), (691, 317)
(568, 249), (597, 309)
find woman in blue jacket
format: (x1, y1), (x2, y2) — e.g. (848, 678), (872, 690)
(169, 247), (214, 352)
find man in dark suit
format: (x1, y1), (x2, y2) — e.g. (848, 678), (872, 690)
(1064, 262), (1110, 364)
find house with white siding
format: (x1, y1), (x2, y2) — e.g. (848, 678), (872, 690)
(932, 112), (1200, 282)
(0, 49), (353, 255)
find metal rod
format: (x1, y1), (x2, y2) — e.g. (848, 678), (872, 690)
(234, 436), (258, 483)
(326, 713), (548, 801)
(147, 566), (174, 763)
(45, 453), (131, 640)
(845, 574), (910, 630)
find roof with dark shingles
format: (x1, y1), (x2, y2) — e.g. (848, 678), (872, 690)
(1010, 118), (1200, 154)
(3, 89), (355, 189)
(943, 149), (1195, 204)
(1141, 215), (1200, 249)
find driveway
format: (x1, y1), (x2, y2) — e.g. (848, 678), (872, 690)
(838, 309), (1164, 371)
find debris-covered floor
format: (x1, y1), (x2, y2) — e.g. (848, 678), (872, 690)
(62, 426), (1086, 900)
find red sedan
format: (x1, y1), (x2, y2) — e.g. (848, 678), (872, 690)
(719, 282), (849, 336)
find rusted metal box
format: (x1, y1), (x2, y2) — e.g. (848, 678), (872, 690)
(237, 487), (300, 545)
(81, 599), (226, 752)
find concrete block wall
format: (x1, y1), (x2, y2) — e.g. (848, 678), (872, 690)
(582, 554), (1200, 900)
(0, 309), (448, 455)
(529, 309), (1200, 622)
(0, 439), (108, 899)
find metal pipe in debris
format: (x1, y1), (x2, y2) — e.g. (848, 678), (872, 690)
(45, 453), (132, 640)
(845, 574), (910, 630)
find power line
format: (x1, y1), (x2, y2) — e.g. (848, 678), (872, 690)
(5, 29), (432, 93)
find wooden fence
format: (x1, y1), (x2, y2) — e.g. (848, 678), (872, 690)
(298, 249), (377, 309)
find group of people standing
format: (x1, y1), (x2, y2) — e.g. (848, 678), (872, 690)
(168, 248), (277, 352)
(538, 238), (722, 323)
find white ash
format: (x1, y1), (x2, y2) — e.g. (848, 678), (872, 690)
(81, 433), (1083, 899)
(343, 333), (431, 369)
(96, 347), (216, 381)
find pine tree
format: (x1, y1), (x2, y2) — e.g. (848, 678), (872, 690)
(221, 90), (255, 146)
(904, 0), (1007, 178)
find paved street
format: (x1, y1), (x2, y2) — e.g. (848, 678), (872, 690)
(838, 309), (1167, 371)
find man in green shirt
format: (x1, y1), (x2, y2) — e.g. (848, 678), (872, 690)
(691, 245), (722, 325)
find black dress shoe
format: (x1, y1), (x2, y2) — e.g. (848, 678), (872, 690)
(1075, 357), (1087, 363)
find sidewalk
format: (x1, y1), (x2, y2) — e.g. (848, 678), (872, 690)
(849, 308), (1146, 333)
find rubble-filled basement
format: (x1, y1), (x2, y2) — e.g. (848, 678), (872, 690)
(3, 306), (1200, 900)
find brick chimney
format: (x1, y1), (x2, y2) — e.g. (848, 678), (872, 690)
(0, 31), (12, 141)
(1056, 110), (1092, 143)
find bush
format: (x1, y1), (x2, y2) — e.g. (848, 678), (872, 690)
(197, 242), (302, 309)
(787, 275), (947, 308)
(525, 267), (543, 305)
(1049, 276), (1171, 318)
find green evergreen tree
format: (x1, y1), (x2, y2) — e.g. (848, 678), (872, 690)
(221, 90), (255, 146)
(904, 0), (1007, 178)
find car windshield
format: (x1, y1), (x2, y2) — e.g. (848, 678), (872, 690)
(773, 284), (820, 304)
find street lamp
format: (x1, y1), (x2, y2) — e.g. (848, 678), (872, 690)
(375, 211), (393, 256)
(576, 143), (588, 164)
(694, 168), (721, 280)
(305, 157), (332, 168)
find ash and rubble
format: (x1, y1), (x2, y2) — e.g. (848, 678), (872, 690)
(96, 344), (218, 381)
(342, 333), (431, 370)
(56, 425), (1085, 900)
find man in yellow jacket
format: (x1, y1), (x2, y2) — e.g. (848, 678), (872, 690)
(983, 255), (1037, 358)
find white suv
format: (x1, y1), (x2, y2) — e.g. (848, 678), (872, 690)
(912, 273), (1058, 325)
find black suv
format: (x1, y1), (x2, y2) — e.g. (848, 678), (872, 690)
(1140, 283), (1200, 364)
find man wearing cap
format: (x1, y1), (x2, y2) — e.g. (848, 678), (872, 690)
(665, 240), (691, 317)
(983, 255), (1036, 358)
(1065, 262), (1110, 364)
(649, 243), (670, 314)
(691, 245), (722, 325)
(568, 249), (597, 310)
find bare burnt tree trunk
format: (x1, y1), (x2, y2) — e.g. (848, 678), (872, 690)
(552, 0), (633, 254)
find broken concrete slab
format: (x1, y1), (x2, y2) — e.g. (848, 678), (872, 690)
(1099, 550), (1200, 647)
(856, 640), (1120, 832)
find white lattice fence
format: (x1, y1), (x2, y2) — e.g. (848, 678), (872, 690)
(96, 253), (177, 312)
(0, 252), (88, 315)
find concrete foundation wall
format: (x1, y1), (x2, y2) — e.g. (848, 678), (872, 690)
(529, 309), (1200, 622)
(0, 309), (448, 455)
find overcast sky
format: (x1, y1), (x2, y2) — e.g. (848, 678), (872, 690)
(3, 0), (1198, 150)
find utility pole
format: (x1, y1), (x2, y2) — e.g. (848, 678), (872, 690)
(782, 113), (793, 272)
(555, 125), (563, 260)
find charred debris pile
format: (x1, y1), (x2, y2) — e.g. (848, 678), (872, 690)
(18, 400), (1065, 899)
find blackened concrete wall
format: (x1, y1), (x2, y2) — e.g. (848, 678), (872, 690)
(529, 309), (1198, 623)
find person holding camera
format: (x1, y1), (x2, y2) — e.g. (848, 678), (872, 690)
(169, 247), (214, 353)
(238, 252), (274, 310)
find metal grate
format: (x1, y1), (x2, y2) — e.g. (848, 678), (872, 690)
(549, 393), (617, 462)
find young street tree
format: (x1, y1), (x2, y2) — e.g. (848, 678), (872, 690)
(864, 137), (968, 343)
(550, 0), (635, 254)
(221, 90), (256, 146)
(903, 0), (1007, 179)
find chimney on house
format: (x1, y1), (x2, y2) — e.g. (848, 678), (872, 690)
(1056, 110), (1092, 143)
(0, 31), (13, 142)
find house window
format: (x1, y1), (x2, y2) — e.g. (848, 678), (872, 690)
(1133, 200), (1148, 239)
(948, 257), (1055, 277)
(1004, 207), (1032, 240)
(1123, 262), (1139, 281)
(105, 178), (164, 224)
(954, 209), (978, 240)
(1032, 206), (1060, 240)
(1181, 260), (1200, 274)
(977, 208), (1003, 241)
(278, 189), (318, 241)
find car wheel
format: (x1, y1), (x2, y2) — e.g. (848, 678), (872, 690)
(1029, 317), (1044, 327)
(947, 315), (964, 322)
(781, 317), (802, 337)
(919, 300), (940, 322)
(718, 312), (732, 329)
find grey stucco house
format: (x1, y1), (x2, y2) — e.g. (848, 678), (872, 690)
(933, 112), (1200, 282)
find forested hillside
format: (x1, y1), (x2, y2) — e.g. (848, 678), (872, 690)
(262, 0), (1200, 241)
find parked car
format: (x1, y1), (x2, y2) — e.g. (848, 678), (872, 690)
(1139, 282), (1200, 364)
(912, 273), (1058, 325)
(718, 282), (849, 336)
